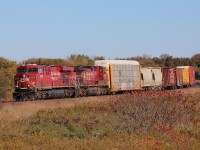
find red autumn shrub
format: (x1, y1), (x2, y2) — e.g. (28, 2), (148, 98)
(109, 90), (199, 133)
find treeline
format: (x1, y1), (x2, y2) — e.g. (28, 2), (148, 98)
(23, 54), (94, 66)
(0, 54), (200, 100)
(127, 53), (200, 78)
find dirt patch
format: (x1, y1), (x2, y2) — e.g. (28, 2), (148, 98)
(0, 96), (110, 121)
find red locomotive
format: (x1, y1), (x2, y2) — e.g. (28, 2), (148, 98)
(13, 64), (108, 101)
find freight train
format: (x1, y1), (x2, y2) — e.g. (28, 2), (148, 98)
(13, 60), (196, 101)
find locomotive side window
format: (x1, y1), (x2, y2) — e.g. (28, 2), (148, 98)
(39, 68), (43, 74)
(28, 68), (38, 73)
(17, 68), (27, 73)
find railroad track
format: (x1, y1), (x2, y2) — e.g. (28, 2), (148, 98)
(0, 94), (112, 105)
(0, 100), (15, 104)
(0, 86), (199, 105)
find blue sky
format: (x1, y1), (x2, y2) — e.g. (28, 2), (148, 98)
(0, 0), (200, 61)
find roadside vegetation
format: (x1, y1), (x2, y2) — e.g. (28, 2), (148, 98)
(0, 57), (16, 100)
(0, 90), (199, 149)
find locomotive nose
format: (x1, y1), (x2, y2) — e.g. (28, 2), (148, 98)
(15, 74), (29, 89)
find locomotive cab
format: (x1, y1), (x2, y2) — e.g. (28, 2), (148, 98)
(13, 64), (41, 100)
(14, 64), (38, 90)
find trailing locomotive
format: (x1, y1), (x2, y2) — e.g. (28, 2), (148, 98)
(13, 60), (196, 101)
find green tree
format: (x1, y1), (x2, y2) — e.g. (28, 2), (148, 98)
(191, 53), (200, 78)
(0, 57), (17, 100)
(67, 54), (94, 66)
(164, 56), (173, 67)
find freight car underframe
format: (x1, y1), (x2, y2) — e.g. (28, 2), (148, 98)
(13, 85), (109, 101)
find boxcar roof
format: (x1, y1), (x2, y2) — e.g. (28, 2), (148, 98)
(176, 66), (190, 69)
(94, 60), (139, 67)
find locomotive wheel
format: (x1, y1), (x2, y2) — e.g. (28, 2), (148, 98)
(29, 94), (36, 101)
(65, 89), (73, 98)
(42, 93), (46, 99)
(80, 88), (87, 97)
(37, 92), (43, 100)
(68, 90), (73, 97)
(22, 95), (29, 101)
(15, 96), (21, 101)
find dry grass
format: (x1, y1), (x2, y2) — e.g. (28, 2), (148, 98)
(0, 88), (199, 149)
(0, 96), (110, 121)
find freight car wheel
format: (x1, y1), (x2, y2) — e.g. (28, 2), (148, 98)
(111, 92), (116, 95)
(101, 88), (108, 95)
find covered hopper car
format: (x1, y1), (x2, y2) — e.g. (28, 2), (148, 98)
(141, 67), (162, 90)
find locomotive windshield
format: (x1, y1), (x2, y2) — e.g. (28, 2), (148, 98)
(28, 68), (38, 73)
(17, 68), (27, 73)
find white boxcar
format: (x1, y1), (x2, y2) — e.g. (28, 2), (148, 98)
(95, 60), (141, 92)
(141, 67), (162, 89)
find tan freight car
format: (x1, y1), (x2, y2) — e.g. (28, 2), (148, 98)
(141, 67), (162, 90)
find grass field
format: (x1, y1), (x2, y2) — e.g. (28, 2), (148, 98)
(0, 88), (200, 149)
